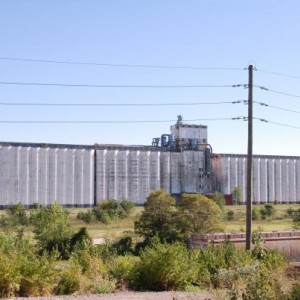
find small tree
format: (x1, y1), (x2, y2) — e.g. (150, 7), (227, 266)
(211, 192), (225, 209)
(0, 203), (29, 232)
(30, 203), (73, 258)
(232, 186), (242, 205)
(177, 194), (222, 235)
(134, 190), (180, 243)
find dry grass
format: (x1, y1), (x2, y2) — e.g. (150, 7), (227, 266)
(0, 204), (298, 239)
(69, 206), (143, 239)
(69, 204), (299, 239)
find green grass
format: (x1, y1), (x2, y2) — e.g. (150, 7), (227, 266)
(0, 204), (298, 240)
(70, 204), (299, 239)
(223, 204), (298, 232)
(69, 206), (143, 239)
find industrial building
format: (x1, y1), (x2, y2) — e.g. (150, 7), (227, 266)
(0, 116), (299, 207)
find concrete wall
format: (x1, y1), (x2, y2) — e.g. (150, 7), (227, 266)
(95, 148), (209, 204)
(212, 154), (300, 204)
(1, 142), (299, 206)
(0, 143), (94, 207)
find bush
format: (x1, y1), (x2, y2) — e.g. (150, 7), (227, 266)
(30, 203), (73, 259)
(70, 247), (116, 294)
(0, 236), (60, 297)
(292, 208), (300, 229)
(70, 227), (92, 253)
(198, 240), (252, 287)
(286, 207), (296, 217)
(252, 206), (260, 220)
(113, 237), (134, 255)
(0, 203), (29, 232)
(119, 200), (134, 215)
(226, 210), (235, 221)
(77, 210), (95, 223)
(260, 204), (275, 220)
(135, 190), (180, 243)
(229, 264), (286, 300)
(77, 200), (134, 224)
(135, 241), (198, 291)
(109, 255), (138, 288)
(211, 192), (225, 209)
(287, 283), (300, 300)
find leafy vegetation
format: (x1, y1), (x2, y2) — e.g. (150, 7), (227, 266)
(134, 189), (180, 243)
(134, 190), (222, 244)
(0, 193), (299, 297)
(77, 199), (134, 224)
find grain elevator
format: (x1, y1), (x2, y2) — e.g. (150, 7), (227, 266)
(0, 116), (299, 207)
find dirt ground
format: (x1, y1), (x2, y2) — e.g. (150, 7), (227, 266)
(12, 291), (216, 300)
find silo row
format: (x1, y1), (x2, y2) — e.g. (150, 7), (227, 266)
(95, 149), (208, 204)
(0, 145), (94, 207)
(212, 155), (300, 204)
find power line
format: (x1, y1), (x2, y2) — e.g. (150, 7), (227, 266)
(254, 101), (300, 114)
(256, 68), (300, 80)
(0, 117), (238, 124)
(0, 81), (242, 89)
(254, 85), (300, 100)
(0, 100), (244, 106)
(0, 57), (244, 71)
(253, 117), (300, 129)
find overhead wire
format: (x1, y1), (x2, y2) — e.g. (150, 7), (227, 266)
(253, 101), (300, 114)
(0, 100), (244, 106)
(254, 85), (300, 100)
(256, 68), (300, 80)
(0, 117), (238, 124)
(0, 81), (243, 89)
(0, 57), (244, 71)
(252, 117), (300, 129)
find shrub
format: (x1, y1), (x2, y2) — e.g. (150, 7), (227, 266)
(292, 208), (300, 229)
(287, 283), (300, 300)
(286, 207), (296, 217)
(119, 200), (134, 215)
(113, 237), (134, 255)
(78, 199), (134, 224)
(70, 227), (92, 253)
(229, 264), (285, 300)
(135, 190), (180, 243)
(77, 210), (95, 223)
(226, 210), (235, 221)
(30, 203), (73, 259)
(109, 255), (138, 288)
(260, 203), (275, 220)
(252, 206), (260, 220)
(0, 203), (29, 232)
(57, 263), (82, 295)
(0, 236), (60, 297)
(69, 247), (116, 294)
(198, 240), (252, 287)
(97, 199), (126, 219)
(211, 192), (225, 209)
(135, 241), (198, 291)
(177, 194), (222, 235)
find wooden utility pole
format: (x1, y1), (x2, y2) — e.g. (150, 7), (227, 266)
(246, 65), (253, 251)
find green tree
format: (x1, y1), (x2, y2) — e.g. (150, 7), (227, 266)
(0, 203), (29, 233)
(30, 203), (73, 258)
(232, 186), (242, 205)
(177, 194), (222, 235)
(134, 190), (180, 243)
(211, 192), (225, 209)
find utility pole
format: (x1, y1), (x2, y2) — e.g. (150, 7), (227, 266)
(246, 65), (253, 251)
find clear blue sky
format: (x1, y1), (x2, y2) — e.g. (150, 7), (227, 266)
(0, 1), (299, 156)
